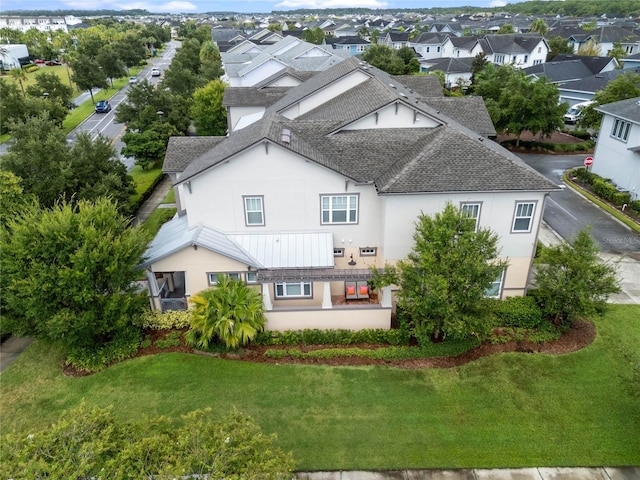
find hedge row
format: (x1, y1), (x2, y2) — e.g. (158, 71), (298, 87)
(573, 168), (640, 215)
(254, 328), (410, 346)
(501, 138), (594, 153)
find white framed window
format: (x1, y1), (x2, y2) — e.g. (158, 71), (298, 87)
(245, 272), (258, 283)
(321, 194), (358, 224)
(533, 59), (542, 65)
(495, 54), (505, 64)
(461, 202), (481, 231)
(357, 44), (365, 52)
(523, 54), (528, 63)
(333, 247), (345, 257)
(484, 270), (505, 298)
(512, 202), (536, 232)
(537, 46), (542, 53)
(426, 46), (430, 53)
(275, 282), (312, 299)
(208, 272), (242, 285)
(611, 118), (631, 142)
(243, 196), (264, 226)
(437, 46), (441, 52)
(359, 247), (377, 256)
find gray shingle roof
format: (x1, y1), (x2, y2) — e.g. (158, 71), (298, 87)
(559, 67), (640, 95)
(167, 58), (557, 195)
(480, 33), (545, 54)
(164, 137), (225, 173)
(596, 97), (640, 124)
(523, 60), (595, 83)
(391, 75), (444, 97)
(222, 87), (290, 107)
(423, 97), (496, 137)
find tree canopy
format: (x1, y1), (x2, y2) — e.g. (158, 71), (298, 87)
(0, 404), (295, 479)
(373, 203), (506, 343)
(474, 64), (566, 144)
(579, 72), (640, 129)
(191, 79), (228, 136)
(1, 115), (134, 210)
(1, 198), (149, 351)
(533, 228), (620, 327)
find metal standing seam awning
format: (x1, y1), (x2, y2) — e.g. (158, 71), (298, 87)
(258, 267), (376, 283)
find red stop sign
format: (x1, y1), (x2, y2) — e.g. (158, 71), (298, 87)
(584, 156), (594, 167)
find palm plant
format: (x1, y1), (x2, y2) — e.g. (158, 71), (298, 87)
(186, 273), (265, 349)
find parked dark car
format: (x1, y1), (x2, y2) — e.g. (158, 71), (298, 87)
(95, 100), (111, 113)
(45, 60), (61, 66)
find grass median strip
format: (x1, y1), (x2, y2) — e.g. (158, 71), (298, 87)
(1, 305), (638, 469)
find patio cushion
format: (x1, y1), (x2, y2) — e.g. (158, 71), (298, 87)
(347, 286), (356, 295)
(359, 285), (369, 295)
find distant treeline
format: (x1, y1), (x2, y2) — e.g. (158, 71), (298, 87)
(2, 0), (639, 17)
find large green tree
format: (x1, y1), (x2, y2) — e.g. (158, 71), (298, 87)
(1, 198), (149, 351)
(475, 64), (566, 145)
(25, 71), (74, 107)
(373, 203), (507, 343)
(533, 228), (620, 327)
(186, 274), (266, 349)
(2, 115), (134, 210)
(546, 35), (575, 61)
(191, 79), (228, 136)
(579, 72), (640, 129)
(361, 44), (406, 75)
(70, 54), (109, 104)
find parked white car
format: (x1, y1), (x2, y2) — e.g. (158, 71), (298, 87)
(151, 67), (161, 77)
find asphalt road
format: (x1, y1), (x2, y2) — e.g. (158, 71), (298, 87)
(519, 153), (640, 256)
(71, 41), (179, 171)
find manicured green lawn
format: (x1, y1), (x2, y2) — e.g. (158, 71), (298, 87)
(1, 305), (639, 470)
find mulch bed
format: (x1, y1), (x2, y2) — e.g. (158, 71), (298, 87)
(496, 130), (593, 155)
(62, 321), (595, 376)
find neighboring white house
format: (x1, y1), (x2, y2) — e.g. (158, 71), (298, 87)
(479, 34), (549, 68)
(221, 35), (349, 87)
(591, 97), (640, 201)
(0, 16), (68, 34)
(0, 44), (29, 70)
(143, 57), (559, 331)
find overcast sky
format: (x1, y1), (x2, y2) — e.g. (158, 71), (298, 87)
(0, 0), (528, 14)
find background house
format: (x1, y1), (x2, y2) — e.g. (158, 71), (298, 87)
(591, 97), (640, 201)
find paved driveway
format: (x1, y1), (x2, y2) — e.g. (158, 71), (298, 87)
(519, 153), (640, 256)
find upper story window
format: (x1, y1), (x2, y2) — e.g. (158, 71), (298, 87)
(321, 194), (358, 224)
(426, 46), (430, 53)
(611, 118), (631, 142)
(537, 46), (542, 53)
(533, 59), (542, 65)
(512, 202), (536, 233)
(243, 196), (264, 226)
(523, 54), (528, 63)
(436, 46), (441, 52)
(461, 202), (481, 231)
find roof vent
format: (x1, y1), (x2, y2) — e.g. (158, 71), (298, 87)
(389, 83), (397, 89)
(281, 128), (291, 144)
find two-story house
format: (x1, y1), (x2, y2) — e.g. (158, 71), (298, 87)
(591, 97), (640, 201)
(479, 34), (549, 68)
(142, 57), (559, 331)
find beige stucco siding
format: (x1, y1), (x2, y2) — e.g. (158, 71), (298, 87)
(152, 247), (249, 297)
(265, 307), (391, 331)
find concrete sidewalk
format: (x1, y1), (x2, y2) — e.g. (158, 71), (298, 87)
(0, 335), (33, 373)
(296, 466), (640, 479)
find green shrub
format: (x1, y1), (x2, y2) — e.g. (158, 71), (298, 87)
(254, 328), (410, 347)
(612, 191), (631, 206)
(263, 338), (479, 361)
(24, 64), (39, 73)
(154, 330), (182, 349)
(630, 200), (640, 215)
(140, 335), (152, 349)
(593, 179), (618, 201)
(492, 296), (543, 329)
(135, 310), (191, 330)
(65, 326), (142, 372)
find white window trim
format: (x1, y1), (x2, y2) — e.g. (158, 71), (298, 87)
(320, 194), (359, 225)
(245, 271), (258, 284)
(460, 202), (482, 232)
(611, 118), (631, 142)
(333, 247), (345, 257)
(275, 281), (312, 299)
(359, 246), (377, 257)
(485, 270), (505, 298)
(208, 272), (242, 285)
(243, 195), (265, 226)
(511, 201), (537, 233)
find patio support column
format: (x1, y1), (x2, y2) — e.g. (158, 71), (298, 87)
(146, 269), (162, 311)
(380, 286), (392, 308)
(262, 283), (273, 311)
(322, 282), (333, 309)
